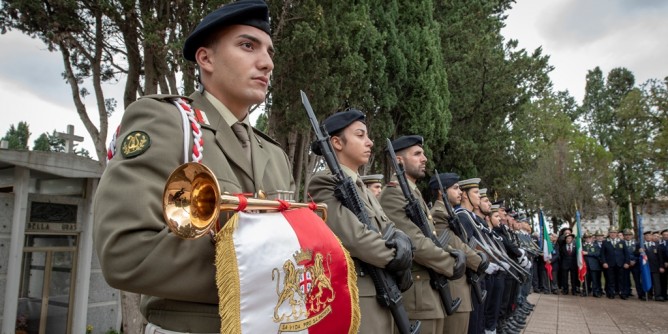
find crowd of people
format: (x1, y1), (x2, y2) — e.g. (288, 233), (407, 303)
(533, 227), (668, 302)
(90, 1), (568, 334)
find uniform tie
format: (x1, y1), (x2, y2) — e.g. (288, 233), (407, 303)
(232, 122), (251, 163)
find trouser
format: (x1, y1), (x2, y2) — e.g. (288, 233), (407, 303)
(468, 277), (487, 334)
(499, 275), (517, 322)
(606, 266), (624, 296)
(652, 272), (664, 299)
(629, 264), (641, 296)
(560, 267), (578, 293)
(484, 272), (506, 331)
(587, 270), (602, 295)
(660, 269), (667, 298)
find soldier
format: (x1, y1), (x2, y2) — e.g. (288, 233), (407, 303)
(642, 231), (666, 301)
(361, 174), (384, 199)
(307, 109), (414, 333)
(622, 228), (640, 298)
(94, 1), (296, 332)
(660, 229), (668, 300)
(427, 172), (489, 334)
(483, 204), (513, 334)
(547, 233), (560, 294)
(582, 232), (603, 297)
(601, 228), (630, 299)
(380, 136), (463, 334)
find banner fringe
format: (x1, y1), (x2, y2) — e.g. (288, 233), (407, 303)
(215, 213), (241, 334)
(338, 236), (361, 334)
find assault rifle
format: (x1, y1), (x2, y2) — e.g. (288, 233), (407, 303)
(385, 139), (462, 315)
(432, 169), (487, 304)
(301, 91), (421, 334)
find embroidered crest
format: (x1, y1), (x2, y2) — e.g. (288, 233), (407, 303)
(121, 131), (151, 158)
(272, 248), (334, 331)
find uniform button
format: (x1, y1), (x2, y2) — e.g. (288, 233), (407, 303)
(433, 231), (437, 236)
(416, 275), (421, 280)
(428, 215), (432, 220)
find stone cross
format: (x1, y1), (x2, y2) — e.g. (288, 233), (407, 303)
(56, 124), (84, 154)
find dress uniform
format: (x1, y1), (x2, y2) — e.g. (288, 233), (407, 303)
(582, 233), (603, 297)
(380, 136), (462, 334)
(659, 229), (668, 300)
(427, 173), (486, 334)
(643, 231), (666, 301)
(307, 109), (414, 334)
(601, 228), (630, 299)
(622, 229), (641, 298)
(94, 2), (295, 332)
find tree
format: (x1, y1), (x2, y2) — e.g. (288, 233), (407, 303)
(33, 130), (65, 152)
(2, 121), (30, 150)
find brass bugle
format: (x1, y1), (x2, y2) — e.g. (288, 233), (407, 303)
(162, 162), (327, 239)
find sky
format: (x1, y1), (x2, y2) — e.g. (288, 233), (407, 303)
(1, 0), (667, 161)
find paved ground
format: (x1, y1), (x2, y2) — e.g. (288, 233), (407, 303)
(522, 293), (668, 334)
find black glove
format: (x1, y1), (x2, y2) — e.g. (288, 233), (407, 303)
(449, 249), (466, 280)
(384, 226), (414, 273)
(393, 269), (414, 292)
(476, 251), (490, 275)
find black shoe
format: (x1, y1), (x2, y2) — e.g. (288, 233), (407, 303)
(512, 317), (527, 325)
(656, 296), (665, 301)
(563, 290), (569, 295)
(620, 295), (628, 300)
(552, 290), (559, 295)
(608, 295), (615, 299)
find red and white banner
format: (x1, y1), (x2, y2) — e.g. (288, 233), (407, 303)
(214, 208), (360, 334)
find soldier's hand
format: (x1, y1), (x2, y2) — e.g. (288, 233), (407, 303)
(385, 229), (414, 272)
(661, 267), (665, 274)
(623, 263), (629, 269)
(603, 263), (609, 269)
(485, 263), (500, 275)
(449, 249), (466, 280)
(476, 252), (490, 275)
(498, 261), (510, 271)
(393, 269), (414, 292)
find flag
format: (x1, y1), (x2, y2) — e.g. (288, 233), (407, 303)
(215, 208), (360, 334)
(574, 210), (587, 282)
(638, 214), (652, 293)
(540, 209), (554, 280)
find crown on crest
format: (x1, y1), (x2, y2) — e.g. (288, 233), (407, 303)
(293, 248), (313, 264)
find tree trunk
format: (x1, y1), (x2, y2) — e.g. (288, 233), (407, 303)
(121, 291), (145, 334)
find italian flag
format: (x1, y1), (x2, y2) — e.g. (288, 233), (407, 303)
(574, 210), (587, 282)
(540, 209), (554, 280)
(214, 208), (360, 334)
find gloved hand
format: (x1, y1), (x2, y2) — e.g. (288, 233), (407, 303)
(519, 248), (526, 257)
(384, 227), (414, 272)
(522, 258), (532, 270)
(498, 261), (510, 272)
(477, 252), (490, 275)
(393, 269), (414, 292)
(449, 249), (466, 280)
(518, 255), (530, 269)
(485, 262), (500, 275)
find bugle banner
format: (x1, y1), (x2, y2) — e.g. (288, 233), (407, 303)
(215, 206), (360, 334)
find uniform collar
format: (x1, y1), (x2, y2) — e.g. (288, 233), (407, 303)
(204, 90), (252, 127)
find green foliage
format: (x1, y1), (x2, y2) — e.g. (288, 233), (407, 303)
(2, 121), (30, 150)
(255, 112), (268, 133)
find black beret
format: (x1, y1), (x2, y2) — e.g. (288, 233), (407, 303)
(429, 172), (459, 191)
(389, 135), (423, 152)
(183, 0), (271, 62)
(310, 109), (366, 156)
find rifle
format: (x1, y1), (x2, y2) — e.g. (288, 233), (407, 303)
(386, 139), (462, 315)
(301, 91), (421, 334)
(433, 169), (487, 304)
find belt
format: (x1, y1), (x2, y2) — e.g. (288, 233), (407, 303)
(145, 323), (217, 334)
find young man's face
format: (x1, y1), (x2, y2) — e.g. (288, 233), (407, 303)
(480, 197), (491, 214)
(464, 188), (480, 208)
(446, 183), (462, 206)
(332, 121), (373, 169)
(623, 234), (633, 241)
(662, 231), (668, 240)
(398, 146), (427, 181)
(609, 232), (618, 239)
(366, 182), (382, 198)
(197, 25), (274, 112)
(489, 211), (501, 227)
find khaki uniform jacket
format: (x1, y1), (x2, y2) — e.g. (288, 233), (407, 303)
(93, 92), (295, 332)
(430, 200), (482, 313)
(380, 180), (456, 320)
(307, 166), (396, 333)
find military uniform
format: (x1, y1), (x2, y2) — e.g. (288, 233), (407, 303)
(380, 178), (458, 334)
(582, 235), (603, 297)
(94, 91), (295, 332)
(601, 230), (630, 299)
(430, 200), (484, 334)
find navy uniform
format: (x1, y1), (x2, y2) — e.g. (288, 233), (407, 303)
(659, 229), (668, 300)
(600, 228), (630, 299)
(582, 233), (603, 297)
(643, 231), (666, 301)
